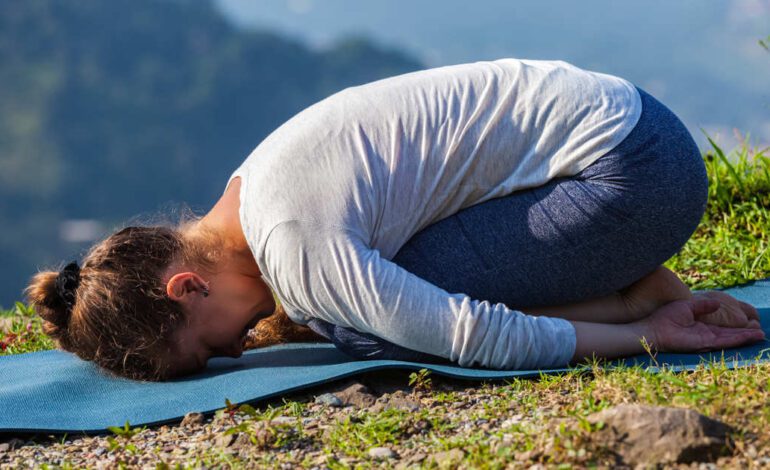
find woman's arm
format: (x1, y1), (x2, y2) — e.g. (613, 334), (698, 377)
(521, 293), (632, 324)
(520, 266), (694, 324)
(263, 221), (764, 370)
(569, 320), (651, 363)
(569, 297), (765, 365)
(266, 220), (577, 370)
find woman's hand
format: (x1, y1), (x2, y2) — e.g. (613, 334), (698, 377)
(690, 290), (760, 328)
(639, 297), (765, 353)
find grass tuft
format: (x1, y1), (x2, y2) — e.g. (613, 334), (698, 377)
(668, 135), (769, 288)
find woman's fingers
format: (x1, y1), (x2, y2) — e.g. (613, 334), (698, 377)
(648, 296), (764, 353)
(707, 325), (766, 349)
(738, 300), (760, 321)
(690, 298), (722, 317)
(690, 292), (761, 328)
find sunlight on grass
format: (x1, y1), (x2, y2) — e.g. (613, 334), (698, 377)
(666, 135), (770, 289)
(0, 301), (55, 354)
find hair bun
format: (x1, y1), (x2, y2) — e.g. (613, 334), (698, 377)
(54, 261), (81, 312)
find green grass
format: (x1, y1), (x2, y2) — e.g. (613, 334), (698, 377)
(667, 132), (770, 289)
(0, 301), (55, 354)
(2, 136), (770, 468)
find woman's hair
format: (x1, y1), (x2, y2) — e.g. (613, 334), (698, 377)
(24, 215), (325, 382)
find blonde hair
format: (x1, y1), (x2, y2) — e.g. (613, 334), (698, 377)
(25, 216), (324, 381)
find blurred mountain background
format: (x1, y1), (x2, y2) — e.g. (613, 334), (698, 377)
(217, 0), (770, 151)
(0, 0), (422, 306)
(0, 0), (768, 306)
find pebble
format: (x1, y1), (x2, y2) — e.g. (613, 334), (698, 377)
(429, 448), (464, 465)
(501, 414), (524, 428)
(231, 432), (253, 450)
(181, 412), (204, 426)
(215, 433), (234, 448)
(332, 381), (378, 408)
(371, 390), (421, 412)
(406, 452), (427, 463)
(270, 416), (296, 425)
(314, 393), (343, 407)
(1, 438), (24, 451)
(368, 446), (397, 459)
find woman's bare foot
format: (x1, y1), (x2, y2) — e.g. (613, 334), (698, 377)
(618, 265), (762, 329)
(618, 266), (694, 321)
(521, 266), (690, 324)
(521, 265), (760, 328)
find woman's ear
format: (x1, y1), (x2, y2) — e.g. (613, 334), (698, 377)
(166, 272), (208, 302)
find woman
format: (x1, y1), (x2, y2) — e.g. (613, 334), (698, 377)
(26, 58), (764, 381)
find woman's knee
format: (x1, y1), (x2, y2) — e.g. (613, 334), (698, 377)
(637, 144), (709, 238)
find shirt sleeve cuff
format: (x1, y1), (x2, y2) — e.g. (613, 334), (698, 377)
(551, 317), (577, 367)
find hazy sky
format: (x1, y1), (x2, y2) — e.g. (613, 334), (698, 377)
(215, 0), (770, 153)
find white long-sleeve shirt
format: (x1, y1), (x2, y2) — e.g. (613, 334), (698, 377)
(225, 58), (642, 369)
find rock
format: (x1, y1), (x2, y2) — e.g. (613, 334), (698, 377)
(302, 417), (319, 430)
(501, 414), (524, 428)
(0, 443), (8, 453)
(395, 451), (428, 469)
(428, 448), (464, 466)
(270, 416), (296, 426)
(251, 423), (278, 449)
(332, 381), (378, 408)
(181, 412), (204, 426)
(315, 393), (344, 407)
(230, 432), (253, 450)
(215, 433), (234, 448)
(0, 438), (24, 451)
(587, 404), (734, 466)
(408, 418), (432, 435)
(161, 443), (177, 452)
(368, 446), (397, 459)
(218, 422), (277, 450)
(371, 390), (421, 412)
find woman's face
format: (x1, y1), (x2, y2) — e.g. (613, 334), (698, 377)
(164, 267), (276, 377)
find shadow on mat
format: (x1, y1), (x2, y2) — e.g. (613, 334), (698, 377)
(168, 343), (355, 382)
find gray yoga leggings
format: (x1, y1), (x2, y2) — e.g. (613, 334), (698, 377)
(307, 85), (710, 363)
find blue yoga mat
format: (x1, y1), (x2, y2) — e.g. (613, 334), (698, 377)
(2, 277), (769, 435)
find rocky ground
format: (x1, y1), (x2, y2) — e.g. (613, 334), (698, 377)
(1, 365), (767, 469)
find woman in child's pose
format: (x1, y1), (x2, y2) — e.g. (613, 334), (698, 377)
(27, 58), (763, 380)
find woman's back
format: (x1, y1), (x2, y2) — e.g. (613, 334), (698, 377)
(227, 58), (642, 370)
(229, 58), (641, 260)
